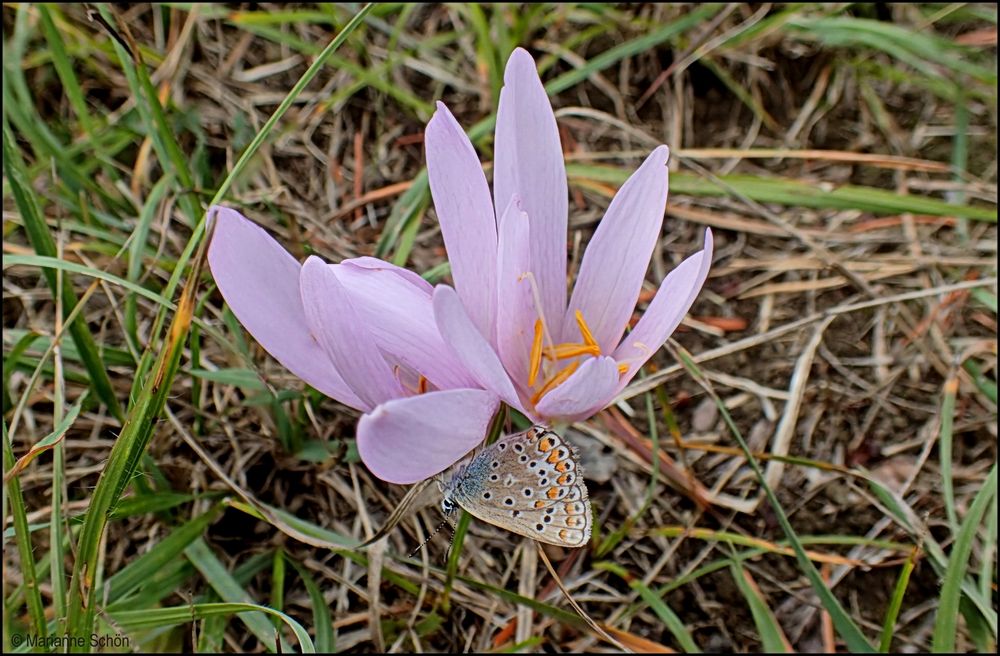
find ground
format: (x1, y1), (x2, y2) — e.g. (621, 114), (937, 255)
(3, 3), (997, 653)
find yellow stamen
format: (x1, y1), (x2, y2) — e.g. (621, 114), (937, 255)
(530, 360), (580, 405)
(543, 342), (601, 360)
(617, 362), (630, 374)
(575, 310), (598, 349)
(394, 365), (431, 395)
(528, 319), (544, 387)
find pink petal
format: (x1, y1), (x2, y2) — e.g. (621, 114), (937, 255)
(340, 256), (433, 294)
(426, 102), (498, 343)
(332, 261), (478, 391)
(613, 229), (714, 387)
(534, 356), (621, 423)
(206, 206), (363, 409)
(495, 196), (536, 393)
(563, 146), (670, 354)
(300, 257), (403, 410)
(357, 389), (500, 484)
(493, 48), (567, 337)
(432, 285), (524, 412)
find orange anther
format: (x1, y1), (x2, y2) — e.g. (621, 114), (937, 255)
(543, 342), (601, 360)
(530, 360), (580, 405)
(575, 310), (598, 349)
(528, 319), (544, 387)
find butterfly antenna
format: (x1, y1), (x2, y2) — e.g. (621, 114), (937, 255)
(409, 516), (450, 559)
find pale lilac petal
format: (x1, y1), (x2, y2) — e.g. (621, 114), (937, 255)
(495, 196), (536, 393)
(613, 229), (714, 388)
(300, 257), (403, 410)
(426, 102), (497, 342)
(534, 356), (620, 422)
(433, 285), (524, 412)
(563, 146), (670, 354)
(494, 47), (567, 336)
(341, 256), (433, 294)
(332, 262), (478, 391)
(206, 206), (363, 409)
(357, 389), (499, 484)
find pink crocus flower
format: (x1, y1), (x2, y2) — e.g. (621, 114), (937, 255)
(207, 206), (500, 484)
(424, 48), (714, 425)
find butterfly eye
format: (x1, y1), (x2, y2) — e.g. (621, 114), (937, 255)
(441, 498), (454, 514)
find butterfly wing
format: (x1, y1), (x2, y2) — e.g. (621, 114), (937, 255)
(449, 427), (592, 548)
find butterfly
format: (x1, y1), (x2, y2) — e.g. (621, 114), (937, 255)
(437, 425), (592, 548)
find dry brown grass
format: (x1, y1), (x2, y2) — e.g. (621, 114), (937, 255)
(3, 3), (997, 653)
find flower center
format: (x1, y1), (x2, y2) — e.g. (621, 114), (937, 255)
(526, 309), (626, 406)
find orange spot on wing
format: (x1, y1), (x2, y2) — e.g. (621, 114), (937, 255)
(555, 461), (570, 472)
(547, 487), (560, 499)
(539, 437), (552, 452)
(547, 451), (560, 464)
(534, 500), (546, 509)
(557, 474), (570, 485)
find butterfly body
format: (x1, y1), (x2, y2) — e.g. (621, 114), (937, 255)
(440, 426), (591, 548)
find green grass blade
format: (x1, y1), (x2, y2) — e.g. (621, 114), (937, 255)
(2, 120), (125, 422)
(126, 175), (174, 347)
(110, 602), (315, 653)
(932, 463), (997, 651)
(65, 236), (205, 649)
(2, 420), (48, 638)
(2, 254), (174, 308)
(598, 561), (700, 652)
(93, 4), (199, 226)
(4, 397), (82, 481)
(878, 547), (918, 652)
(566, 165), (998, 221)
(289, 559), (336, 652)
(962, 359), (998, 406)
(2, 330), (43, 413)
(37, 5), (97, 137)
(544, 5), (724, 96)
(970, 288), (998, 314)
(939, 374), (960, 532)
(105, 504), (223, 604)
(183, 539), (290, 652)
(729, 561), (791, 652)
(270, 548), (286, 631)
(673, 344), (875, 652)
